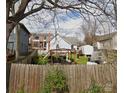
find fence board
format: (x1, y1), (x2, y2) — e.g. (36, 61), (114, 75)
(9, 64), (116, 93)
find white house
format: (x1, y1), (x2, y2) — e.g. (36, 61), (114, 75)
(49, 34), (72, 50)
(49, 33), (83, 50)
(94, 32), (117, 50)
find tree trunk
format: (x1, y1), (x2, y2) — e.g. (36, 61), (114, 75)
(6, 1), (10, 21)
(6, 22), (17, 46)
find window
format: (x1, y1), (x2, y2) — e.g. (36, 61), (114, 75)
(35, 36), (39, 40)
(34, 42), (39, 47)
(56, 44), (59, 49)
(71, 45), (74, 49)
(44, 42), (46, 47)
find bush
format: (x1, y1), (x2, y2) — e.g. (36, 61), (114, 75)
(32, 55), (48, 65)
(42, 69), (69, 93)
(16, 84), (25, 93)
(76, 55), (88, 64)
(17, 89), (25, 93)
(70, 58), (74, 62)
(80, 80), (104, 93)
(52, 56), (66, 63)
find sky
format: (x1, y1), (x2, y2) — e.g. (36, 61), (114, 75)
(21, 8), (85, 40)
(17, 0), (116, 41)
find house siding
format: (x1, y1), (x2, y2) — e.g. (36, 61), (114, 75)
(112, 34), (117, 49)
(7, 24), (30, 56)
(95, 34), (117, 50)
(30, 33), (52, 51)
(19, 26), (29, 55)
(50, 35), (71, 50)
(99, 35), (117, 49)
(8, 29), (16, 50)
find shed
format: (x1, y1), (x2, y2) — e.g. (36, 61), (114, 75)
(79, 45), (94, 55)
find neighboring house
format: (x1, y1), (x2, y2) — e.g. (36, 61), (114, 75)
(50, 33), (72, 50)
(7, 32), (16, 57)
(30, 32), (52, 50)
(29, 32), (53, 54)
(62, 36), (84, 50)
(18, 23), (31, 55)
(94, 32), (117, 50)
(30, 33), (83, 54)
(90, 32), (117, 63)
(49, 33), (83, 50)
(7, 23), (30, 57)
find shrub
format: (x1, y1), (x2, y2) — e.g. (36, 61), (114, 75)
(32, 55), (48, 65)
(76, 55), (88, 64)
(80, 80), (104, 93)
(16, 84), (25, 93)
(70, 58), (74, 62)
(51, 56), (66, 63)
(42, 69), (69, 93)
(17, 89), (25, 93)
(37, 56), (48, 65)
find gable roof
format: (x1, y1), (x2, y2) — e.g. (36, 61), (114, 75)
(50, 33), (70, 44)
(50, 33), (85, 46)
(8, 23), (31, 42)
(95, 32), (117, 42)
(62, 36), (84, 46)
(18, 23), (30, 35)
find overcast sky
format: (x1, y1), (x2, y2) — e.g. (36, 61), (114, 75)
(20, 7), (85, 40)
(16, 0), (116, 40)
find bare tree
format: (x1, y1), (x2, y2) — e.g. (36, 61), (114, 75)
(81, 19), (98, 45)
(83, 31), (97, 45)
(6, 0), (117, 44)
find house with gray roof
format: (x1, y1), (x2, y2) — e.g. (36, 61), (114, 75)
(7, 23), (31, 60)
(93, 32), (117, 50)
(49, 33), (83, 50)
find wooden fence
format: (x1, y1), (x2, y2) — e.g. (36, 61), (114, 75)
(9, 64), (116, 93)
(6, 50), (38, 93)
(7, 50), (38, 64)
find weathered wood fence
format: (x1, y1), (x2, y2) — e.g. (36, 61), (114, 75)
(9, 64), (116, 93)
(7, 50), (38, 93)
(7, 50), (38, 64)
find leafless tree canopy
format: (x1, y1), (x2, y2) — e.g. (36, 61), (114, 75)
(6, 0), (117, 43)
